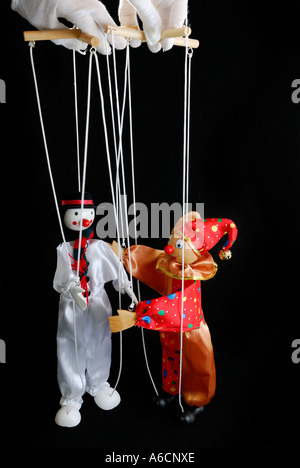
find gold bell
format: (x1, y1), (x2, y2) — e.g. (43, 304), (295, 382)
(219, 249), (232, 260)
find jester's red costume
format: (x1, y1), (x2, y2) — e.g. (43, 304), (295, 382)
(122, 214), (238, 408)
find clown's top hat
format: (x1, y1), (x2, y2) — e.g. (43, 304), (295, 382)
(61, 192), (95, 209)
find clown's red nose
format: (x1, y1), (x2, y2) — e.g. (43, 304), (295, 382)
(164, 245), (174, 255)
(82, 219), (90, 227)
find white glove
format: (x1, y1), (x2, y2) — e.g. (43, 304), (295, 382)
(118, 0), (188, 52)
(124, 285), (138, 305)
(69, 281), (87, 311)
(11, 0), (127, 54)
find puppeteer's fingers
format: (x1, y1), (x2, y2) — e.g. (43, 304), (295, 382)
(169, 0), (189, 26)
(119, 0), (139, 27)
(127, 0), (162, 45)
(118, 0), (141, 48)
(55, 0), (127, 53)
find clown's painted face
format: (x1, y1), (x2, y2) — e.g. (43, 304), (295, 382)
(64, 208), (95, 231)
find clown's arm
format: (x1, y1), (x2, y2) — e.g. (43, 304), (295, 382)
(53, 243), (88, 311)
(89, 241), (137, 303)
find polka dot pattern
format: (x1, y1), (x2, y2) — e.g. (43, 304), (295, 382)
(160, 331), (181, 394)
(200, 218), (238, 254)
(159, 281), (205, 395)
(135, 281), (203, 332)
(177, 217), (237, 257)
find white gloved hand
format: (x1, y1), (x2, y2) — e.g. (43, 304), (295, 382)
(69, 281), (87, 311)
(124, 285), (138, 305)
(11, 0), (127, 54)
(118, 0), (188, 52)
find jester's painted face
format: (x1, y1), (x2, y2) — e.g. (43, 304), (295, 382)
(164, 231), (199, 265)
(64, 208), (95, 232)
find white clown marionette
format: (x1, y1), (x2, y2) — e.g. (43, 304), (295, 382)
(53, 192), (136, 427)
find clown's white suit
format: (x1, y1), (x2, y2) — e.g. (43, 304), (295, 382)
(53, 238), (131, 425)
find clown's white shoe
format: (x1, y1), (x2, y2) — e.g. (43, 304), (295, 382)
(94, 386), (121, 410)
(55, 405), (81, 427)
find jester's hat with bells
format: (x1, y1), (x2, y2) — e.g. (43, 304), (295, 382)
(177, 211), (238, 260)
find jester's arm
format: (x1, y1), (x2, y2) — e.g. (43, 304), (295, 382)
(109, 281), (202, 333)
(110, 242), (169, 295)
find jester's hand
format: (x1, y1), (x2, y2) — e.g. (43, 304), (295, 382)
(69, 281), (87, 311)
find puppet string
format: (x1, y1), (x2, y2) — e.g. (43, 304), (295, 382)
(126, 40), (141, 304)
(94, 41), (127, 396)
(106, 32), (126, 395)
(94, 50), (122, 258)
(110, 32), (136, 290)
(111, 32), (128, 245)
(114, 41), (135, 303)
(109, 34), (138, 394)
(126, 42), (158, 396)
(111, 38), (137, 294)
(110, 31), (126, 247)
(109, 34), (137, 310)
(124, 40), (159, 395)
(186, 48), (192, 203)
(29, 42), (86, 394)
(75, 47), (101, 396)
(76, 48), (94, 282)
(178, 31), (193, 413)
(106, 32), (126, 352)
(73, 49), (81, 192)
(105, 34), (134, 290)
(105, 59), (125, 250)
(121, 40), (157, 395)
(69, 48), (95, 396)
(108, 34), (159, 396)
(29, 43), (70, 268)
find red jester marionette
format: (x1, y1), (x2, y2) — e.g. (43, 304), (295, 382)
(109, 211), (238, 424)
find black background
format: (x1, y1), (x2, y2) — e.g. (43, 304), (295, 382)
(1, 0), (299, 449)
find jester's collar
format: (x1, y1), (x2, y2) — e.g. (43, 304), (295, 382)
(156, 251), (218, 281)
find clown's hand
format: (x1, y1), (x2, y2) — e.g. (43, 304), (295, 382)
(69, 281), (87, 311)
(11, 0), (127, 54)
(124, 285), (138, 305)
(118, 0), (188, 52)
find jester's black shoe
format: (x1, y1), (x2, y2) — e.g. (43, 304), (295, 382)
(176, 405), (204, 424)
(151, 391), (177, 409)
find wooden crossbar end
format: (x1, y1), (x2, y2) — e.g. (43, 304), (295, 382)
(23, 29), (100, 47)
